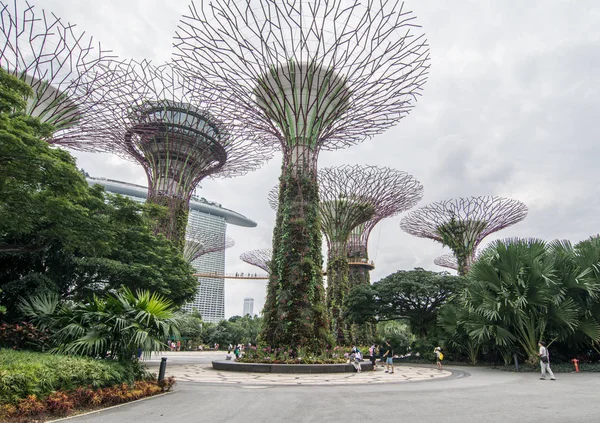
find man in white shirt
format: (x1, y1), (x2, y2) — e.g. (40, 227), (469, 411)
(538, 341), (556, 380)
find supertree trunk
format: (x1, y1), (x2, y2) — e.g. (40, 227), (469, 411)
(262, 161), (331, 352)
(146, 193), (189, 249)
(327, 255), (350, 345)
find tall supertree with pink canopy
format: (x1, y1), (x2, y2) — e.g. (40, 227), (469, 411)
(174, 0), (430, 350)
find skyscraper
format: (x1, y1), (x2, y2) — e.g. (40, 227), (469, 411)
(243, 298), (254, 317)
(87, 176), (256, 322)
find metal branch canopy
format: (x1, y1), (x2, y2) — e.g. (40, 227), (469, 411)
(319, 165), (423, 257)
(401, 196), (528, 274)
(0, 0), (114, 147)
(184, 229), (235, 264)
(433, 253), (459, 271)
(174, 0), (430, 158)
(81, 59), (271, 244)
(239, 248), (273, 273)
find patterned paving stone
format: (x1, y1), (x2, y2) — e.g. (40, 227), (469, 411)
(146, 362), (452, 386)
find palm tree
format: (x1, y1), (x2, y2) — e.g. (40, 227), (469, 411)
(548, 238), (600, 349)
(20, 287), (180, 362)
(463, 238), (586, 363)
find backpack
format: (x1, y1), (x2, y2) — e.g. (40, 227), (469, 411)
(438, 352), (444, 361)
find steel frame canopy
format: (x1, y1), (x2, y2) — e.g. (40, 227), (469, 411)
(400, 196), (528, 275)
(0, 0), (114, 148)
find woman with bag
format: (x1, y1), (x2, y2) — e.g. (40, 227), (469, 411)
(538, 341), (556, 380)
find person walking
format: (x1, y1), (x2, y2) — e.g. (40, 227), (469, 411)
(538, 341), (556, 380)
(383, 341), (394, 374)
(434, 346), (443, 371)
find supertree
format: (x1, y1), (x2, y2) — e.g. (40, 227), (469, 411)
(174, 0), (429, 351)
(239, 248), (272, 273)
(81, 59), (270, 248)
(0, 1), (113, 147)
(345, 168), (424, 290)
(400, 196), (528, 275)
(319, 165), (423, 343)
(433, 253), (459, 271)
(184, 229), (234, 264)
(268, 165), (423, 343)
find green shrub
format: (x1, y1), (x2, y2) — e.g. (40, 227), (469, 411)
(0, 349), (134, 404)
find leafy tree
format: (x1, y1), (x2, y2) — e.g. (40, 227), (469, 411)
(376, 321), (413, 355)
(0, 189), (198, 317)
(374, 268), (464, 337)
(175, 312), (204, 341)
(0, 68), (90, 255)
(20, 288), (180, 362)
(343, 284), (377, 325)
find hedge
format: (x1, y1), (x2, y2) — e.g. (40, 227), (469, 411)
(0, 349), (134, 404)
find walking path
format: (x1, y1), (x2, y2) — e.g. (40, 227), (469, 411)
(144, 351), (453, 385)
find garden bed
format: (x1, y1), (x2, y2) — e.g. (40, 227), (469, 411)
(0, 349), (174, 422)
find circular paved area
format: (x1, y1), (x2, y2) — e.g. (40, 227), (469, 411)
(144, 351), (453, 385)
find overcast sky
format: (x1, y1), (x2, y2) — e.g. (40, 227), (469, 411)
(33, 0), (600, 317)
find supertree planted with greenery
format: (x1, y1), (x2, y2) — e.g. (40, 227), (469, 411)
(175, 0), (429, 352)
(400, 196), (528, 275)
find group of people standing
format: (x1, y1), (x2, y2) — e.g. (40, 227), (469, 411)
(349, 341), (396, 373)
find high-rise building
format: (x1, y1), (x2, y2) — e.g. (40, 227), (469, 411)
(243, 298), (254, 317)
(87, 176), (256, 322)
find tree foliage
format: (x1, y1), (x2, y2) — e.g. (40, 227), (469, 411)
(373, 268), (464, 337)
(0, 69), (197, 316)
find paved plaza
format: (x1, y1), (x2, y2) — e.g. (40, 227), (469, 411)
(56, 351), (600, 423)
(143, 351), (453, 385)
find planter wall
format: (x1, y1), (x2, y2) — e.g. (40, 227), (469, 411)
(212, 361), (373, 374)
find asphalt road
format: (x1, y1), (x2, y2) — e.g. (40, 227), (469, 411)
(58, 365), (600, 423)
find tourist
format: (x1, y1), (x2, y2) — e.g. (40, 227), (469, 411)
(369, 344), (377, 370)
(434, 346), (443, 371)
(538, 341), (556, 380)
(350, 347), (363, 373)
(383, 341), (394, 374)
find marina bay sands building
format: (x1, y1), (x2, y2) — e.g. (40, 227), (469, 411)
(87, 176), (256, 322)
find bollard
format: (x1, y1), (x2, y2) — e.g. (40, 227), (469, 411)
(158, 357), (167, 382)
(513, 353), (519, 372)
(571, 358), (580, 373)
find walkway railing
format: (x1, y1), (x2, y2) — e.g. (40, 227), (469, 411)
(192, 272), (269, 279)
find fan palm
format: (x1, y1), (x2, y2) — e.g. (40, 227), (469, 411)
(464, 238), (583, 363)
(20, 287), (180, 362)
(548, 238), (600, 348)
